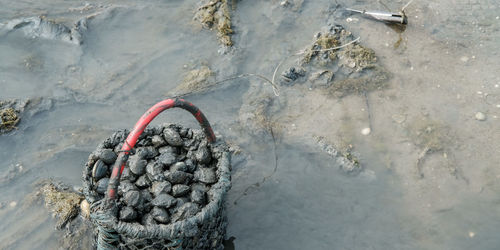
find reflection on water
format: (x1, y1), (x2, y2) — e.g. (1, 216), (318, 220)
(1, 0), (499, 249)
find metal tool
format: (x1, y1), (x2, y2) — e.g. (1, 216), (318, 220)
(346, 0), (414, 25)
(345, 8), (408, 24)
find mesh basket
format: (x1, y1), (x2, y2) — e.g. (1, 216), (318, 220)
(81, 99), (231, 250)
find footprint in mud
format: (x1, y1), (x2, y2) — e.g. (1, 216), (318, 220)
(406, 117), (466, 181)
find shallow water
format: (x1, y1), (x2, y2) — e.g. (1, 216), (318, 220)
(1, 0), (499, 249)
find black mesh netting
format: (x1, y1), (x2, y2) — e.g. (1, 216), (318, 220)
(82, 123), (231, 250)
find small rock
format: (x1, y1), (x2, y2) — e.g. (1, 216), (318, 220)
(179, 128), (188, 137)
(146, 162), (165, 181)
(194, 167), (217, 184)
(119, 206), (137, 222)
(185, 159), (197, 173)
(92, 160), (108, 180)
(120, 166), (136, 182)
(170, 162), (188, 172)
(475, 112), (486, 121)
(190, 189), (206, 205)
(128, 155), (147, 175)
(169, 198), (189, 215)
(163, 128), (183, 146)
(191, 183), (209, 192)
(98, 149), (117, 165)
(158, 150), (177, 166)
(151, 193), (177, 208)
(123, 190), (142, 207)
(96, 178), (109, 194)
(135, 175), (151, 189)
(468, 231), (476, 238)
(361, 127), (371, 135)
(80, 200), (90, 218)
(195, 146), (212, 164)
(151, 206), (170, 223)
(172, 184), (190, 197)
(9, 201), (17, 208)
(151, 181), (172, 196)
(158, 146), (177, 154)
(151, 135), (166, 147)
(183, 139), (198, 150)
(141, 189), (153, 202)
(118, 181), (137, 195)
(136, 146), (159, 159)
(282, 67), (306, 82)
(171, 202), (200, 222)
(165, 170), (193, 184)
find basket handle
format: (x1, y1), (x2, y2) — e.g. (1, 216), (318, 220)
(106, 98), (216, 200)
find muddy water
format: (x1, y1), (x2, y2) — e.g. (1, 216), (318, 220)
(1, 0), (499, 249)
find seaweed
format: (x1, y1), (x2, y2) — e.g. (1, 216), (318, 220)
(35, 181), (84, 229)
(0, 105), (20, 133)
(302, 33), (341, 65)
(282, 25), (390, 97)
(337, 43), (378, 70)
(194, 0), (234, 47)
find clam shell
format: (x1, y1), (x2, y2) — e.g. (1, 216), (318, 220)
(92, 160), (108, 180)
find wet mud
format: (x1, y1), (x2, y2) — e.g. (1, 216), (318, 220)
(1, 0), (499, 249)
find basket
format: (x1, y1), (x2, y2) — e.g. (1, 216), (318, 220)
(81, 99), (231, 250)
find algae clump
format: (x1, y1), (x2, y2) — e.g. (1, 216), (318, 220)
(284, 25), (390, 97)
(337, 43), (377, 70)
(36, 182), (84, 229)
(194, 0), (234, 46)
(302, 33), (341, 64)
(0, 104), (20, 133)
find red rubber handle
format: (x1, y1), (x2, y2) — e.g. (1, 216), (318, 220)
(106, 98), (216, 200)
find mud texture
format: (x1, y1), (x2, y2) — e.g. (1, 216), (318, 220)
(2, 16), (87, 45)
(407, 117), (460, 179)
(1, 1), (500, 249)
(167, 65), (215, 97)
(82, 124), (231, 249)
(194, 0), (234, 47)
(283, 24), (390, 97)
(315, 136), (362, 175)
(0, 164), (27, 188)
